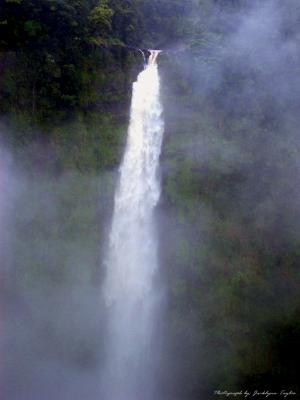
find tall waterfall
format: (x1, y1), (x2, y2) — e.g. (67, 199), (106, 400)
(102, 50), (164, 400)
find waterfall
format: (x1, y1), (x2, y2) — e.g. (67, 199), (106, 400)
(102, 50), (164, 400)
(138, 48), (146, 65)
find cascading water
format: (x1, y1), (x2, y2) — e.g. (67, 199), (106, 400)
(102, 50), (164, 400)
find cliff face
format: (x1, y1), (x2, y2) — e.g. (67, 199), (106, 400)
(1, 1), (300, 399)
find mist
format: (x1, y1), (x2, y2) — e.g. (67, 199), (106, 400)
(0, 134), (115, 399)
(1, 0), (300, 399)
(157, 0), (300, 398)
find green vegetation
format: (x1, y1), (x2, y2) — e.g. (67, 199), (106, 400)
(1, 0), (300, 398)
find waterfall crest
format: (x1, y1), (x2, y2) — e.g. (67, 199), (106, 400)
(102, 51), (164, 400)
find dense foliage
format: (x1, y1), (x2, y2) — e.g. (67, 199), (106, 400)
(0, 0), (192, 126)
(1, 0), (300, 399)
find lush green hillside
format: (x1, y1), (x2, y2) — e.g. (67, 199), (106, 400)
(2, 1), (300, 398)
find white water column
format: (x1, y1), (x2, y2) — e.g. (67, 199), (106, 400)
(102, 50), (164, 400)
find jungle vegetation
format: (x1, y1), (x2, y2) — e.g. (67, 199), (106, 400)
(1, 0), (300, 398)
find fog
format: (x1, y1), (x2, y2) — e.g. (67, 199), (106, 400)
(158, 0), (300, 397)
(0, 141), (112, 399)
(1, 0), (300, 399)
